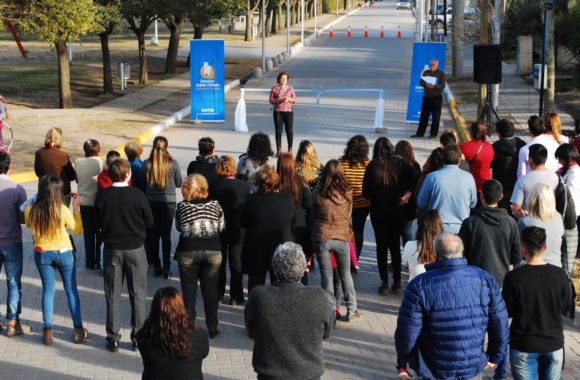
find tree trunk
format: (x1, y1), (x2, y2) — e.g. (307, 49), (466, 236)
(546, 10), (555, 113)
(277, 2), (283, 32)
(245, 8), (254, 41)
(55, 39), (73, 109)
(452, 0), (464, 78)
(165, 19), (183, 74)
(194, 25), (204, 39)
(477, 0), (490, 116)
(137, 31), (148, 84)
(99, 32), (114, 95)
(271, 2), (278, 34)
(265, 4), (272, 36)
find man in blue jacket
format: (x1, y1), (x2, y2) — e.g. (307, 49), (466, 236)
(395, 233), (509, 379)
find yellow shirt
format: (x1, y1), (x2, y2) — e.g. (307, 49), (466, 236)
(25, 204), (82, 251)
(339, 159), (370, 209)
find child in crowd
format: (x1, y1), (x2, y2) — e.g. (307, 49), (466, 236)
(97, 151), (126, 190)
(124, 140), (144, 190)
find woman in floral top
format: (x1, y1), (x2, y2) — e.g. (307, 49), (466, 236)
(269, 71), (296, 156)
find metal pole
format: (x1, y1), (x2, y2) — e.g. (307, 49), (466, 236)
(301, 0), (304, 46)
(154, 17), (158, 44)
(418, 0), (424, 41)
(286, 0), (290, 55)
(492, 0), (501, 109)
(262, 0), (266, 71)
(539, 8), (548, 116)
(314, 0), (317, 36)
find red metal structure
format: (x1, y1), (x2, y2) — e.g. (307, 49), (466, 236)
(4, 19), (27, 59)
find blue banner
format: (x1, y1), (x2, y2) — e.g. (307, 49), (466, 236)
(405, 42), (446, 124)
(190, 40), (225, 122)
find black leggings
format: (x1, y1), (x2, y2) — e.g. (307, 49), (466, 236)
(273, 111), (294, 151)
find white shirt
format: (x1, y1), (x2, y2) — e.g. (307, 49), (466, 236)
(564, 164), (580, 217)
(402, 241), (426, 281)
(517, 134), (561, 178)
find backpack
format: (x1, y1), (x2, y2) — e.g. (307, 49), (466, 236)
(555, 174), (577, 230)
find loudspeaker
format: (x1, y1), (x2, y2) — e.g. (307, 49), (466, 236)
(473, 45), (502, 84)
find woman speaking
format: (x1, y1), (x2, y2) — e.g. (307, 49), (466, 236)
(269, 72), (296, 156)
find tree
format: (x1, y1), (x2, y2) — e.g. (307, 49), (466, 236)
(121, 0), (157, 84)
(19, 0), (101, 108)
(451, 0), (465, 78)
(245, 0), (261, 41)
(191, 0), (244, 40)
(477, 0), (491, 116)
(158, 0), (196, 74)
(95, 0), (122, 95)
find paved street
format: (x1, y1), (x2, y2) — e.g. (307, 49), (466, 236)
(3, 2), (580, 379)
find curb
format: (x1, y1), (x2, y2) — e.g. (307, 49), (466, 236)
(9, 79), (242, 184)
(446, 85), (470, 142)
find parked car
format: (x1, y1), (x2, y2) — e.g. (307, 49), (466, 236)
(397, 0), (411, 9)
(434, 6), (477, 29)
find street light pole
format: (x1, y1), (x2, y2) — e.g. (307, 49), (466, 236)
(314, 0), (317, 36)
(262, 0), (266, 71)
(286, 0), (290, 55)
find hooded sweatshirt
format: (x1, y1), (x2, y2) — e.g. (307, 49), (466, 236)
(459, 206), (522, 285)
(491, 136), (526, 193)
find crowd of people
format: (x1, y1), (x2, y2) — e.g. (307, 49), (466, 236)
(0, 111), (577, 379)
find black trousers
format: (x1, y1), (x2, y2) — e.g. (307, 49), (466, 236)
(218, 232), (244, 303)
(104, 245), (147, 340)
(177, 250), (222, 330)
(351, 207), (370, 259)
(371, 219), (402, 289)
(415, 95), (443, 137)
(80, 205), (101, 269)
(273, 111), (294, 151)
(248, 269), (274, 295)
(146, 202), (176, 271)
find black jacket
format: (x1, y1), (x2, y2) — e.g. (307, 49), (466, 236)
(187, 155), (219, 190)
(492, 137), (526, 193)
(459, 206), (522, 285)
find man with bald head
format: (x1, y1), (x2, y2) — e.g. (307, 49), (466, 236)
(395, 233), (509, 379)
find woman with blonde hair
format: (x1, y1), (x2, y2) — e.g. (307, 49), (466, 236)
(175, 174), (224, 338)
(295, 140), (324, 192)
(34, 127), (76, 205)
(402, 210), (444, 281)
(545, 112), (569, 144)
(212, 155), (250, 305)
(25, 175), (88, 345)
(143, 136), (182, 278)
(137, 287), (209, 380)
(518, 182), (564, 267)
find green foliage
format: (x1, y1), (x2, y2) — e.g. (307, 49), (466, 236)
(20, 0), (102, 42)
(190, 0), (245, 28)
(555, 10), (580, 65)
(501, 1), (542, 56)
(95, 0), (122, 34)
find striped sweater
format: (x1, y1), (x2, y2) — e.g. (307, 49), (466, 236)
(175, 199), (225, 252)
(339, 159), (370, 209)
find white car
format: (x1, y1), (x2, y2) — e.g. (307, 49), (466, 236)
(397, 0), (411, 9)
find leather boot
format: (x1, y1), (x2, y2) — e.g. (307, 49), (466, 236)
(43, 328), (53, 345)
(6, 320), (31, 337)
(73, 327), (88, 344)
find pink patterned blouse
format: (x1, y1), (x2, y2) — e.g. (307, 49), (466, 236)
(269, 85), (296, 112)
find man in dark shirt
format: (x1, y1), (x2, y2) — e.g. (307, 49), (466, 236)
(412, 58), (446, 138)
(245, 242), (334, 379)
(96, 158), (154, 353)
(186, 137), (219, 190)
(502, 227), (568, 379)
(491, 119), (526, 217)
(459, 179), (521, 285)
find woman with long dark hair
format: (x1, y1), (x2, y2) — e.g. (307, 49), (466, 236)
(269, 71), (296, 155)
(137, 287), (209, 380)
(313, 160), (360, 321)
(402, 209), (444, 281)
(237, 132), (274, 192)
(363, 137), (417, 295)
(277, 153), (312, 279)
(339, 135), (370, 260)
(394, 140), (422, 245)
(143, 136), (182, 278)
(241, 165), (296, 292)
(25, 175), (88, 345)
(175, 174), (224, 338)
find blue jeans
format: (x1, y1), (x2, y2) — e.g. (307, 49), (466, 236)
(510, 348), (563, 380)
(34, 250), (83, 329)
(0, 243), (24, 322)
(316, 240), (357, 312)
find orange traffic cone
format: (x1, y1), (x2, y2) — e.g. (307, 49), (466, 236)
(380, 25), (385, 39)
(329, 26), (334, 39)
(347, 26), (352, 40)
(397, 25), (402, 40)
(364, 25), (369, 39)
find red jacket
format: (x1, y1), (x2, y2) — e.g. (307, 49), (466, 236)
(461, 140), (494, 192)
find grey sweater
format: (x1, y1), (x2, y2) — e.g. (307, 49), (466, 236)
(142, 160), (182, 203)
(245, 282), (334, 380)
